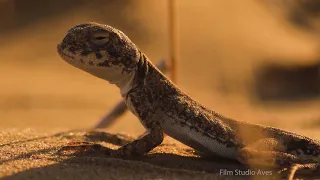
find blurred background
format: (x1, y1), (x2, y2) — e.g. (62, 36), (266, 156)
(0, 0), (319, 137)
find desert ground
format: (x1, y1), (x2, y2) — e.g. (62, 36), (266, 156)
(0, 0), (319, 179)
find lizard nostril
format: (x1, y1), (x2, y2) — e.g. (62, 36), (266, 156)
(57, 43), (65, 51)
(68, 46), (76, 54)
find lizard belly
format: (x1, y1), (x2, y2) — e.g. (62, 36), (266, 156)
(159, 115), (238, 159)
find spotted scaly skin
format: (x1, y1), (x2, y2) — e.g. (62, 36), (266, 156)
(57, 22), (320, 179)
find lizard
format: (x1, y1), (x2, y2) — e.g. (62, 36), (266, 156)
(57, 22), (320, 180)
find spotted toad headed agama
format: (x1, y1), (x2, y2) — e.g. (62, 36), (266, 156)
(57, 22), (320, 179)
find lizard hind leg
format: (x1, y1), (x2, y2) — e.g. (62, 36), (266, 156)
(237, 138), (292, 166)
(285, 163), (320, 180)
(237, 138), (320, 179)
(237, 138), (303, 179)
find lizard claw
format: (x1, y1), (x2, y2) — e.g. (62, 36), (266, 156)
(57, 141), (112, 156)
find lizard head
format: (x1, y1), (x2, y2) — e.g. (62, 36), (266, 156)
(57, 22), (141, 96)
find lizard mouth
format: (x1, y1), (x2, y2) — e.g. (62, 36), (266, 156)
(57, 43), (80, 64)
(57, 43), (109, 69)
(57, 43), (68, 58)
(57, 43), (67, 55)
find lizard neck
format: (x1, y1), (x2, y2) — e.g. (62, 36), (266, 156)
(116, 51), (146, 97)
(117, 71), (136, 98)
(134, 52), (172, 88)
(122, 51), (178, 101)
(118, 51), (149, 98)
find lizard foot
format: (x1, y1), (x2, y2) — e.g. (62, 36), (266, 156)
(279, 163), (320, 180)
(57, 141), (114, 156)
(84, 131), (134, 146)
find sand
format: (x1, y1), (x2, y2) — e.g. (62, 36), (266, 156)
(0, 1), (320, 179)
(0, 129), (251, 180)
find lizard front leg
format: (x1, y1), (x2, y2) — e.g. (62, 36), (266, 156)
(59, 87), (164, 157)
(111, 125), (164, 156)
(59, 124), (163, 157)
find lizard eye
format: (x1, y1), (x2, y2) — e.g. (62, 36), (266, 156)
(95, 36), (107, 40)
(92, 32), (109, 45)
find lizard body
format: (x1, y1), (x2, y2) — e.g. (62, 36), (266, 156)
(57, 22), (320, 179)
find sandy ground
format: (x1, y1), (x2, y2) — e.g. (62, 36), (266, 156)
(0, 0), (320, 179)
(0, 129), (285, 180)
